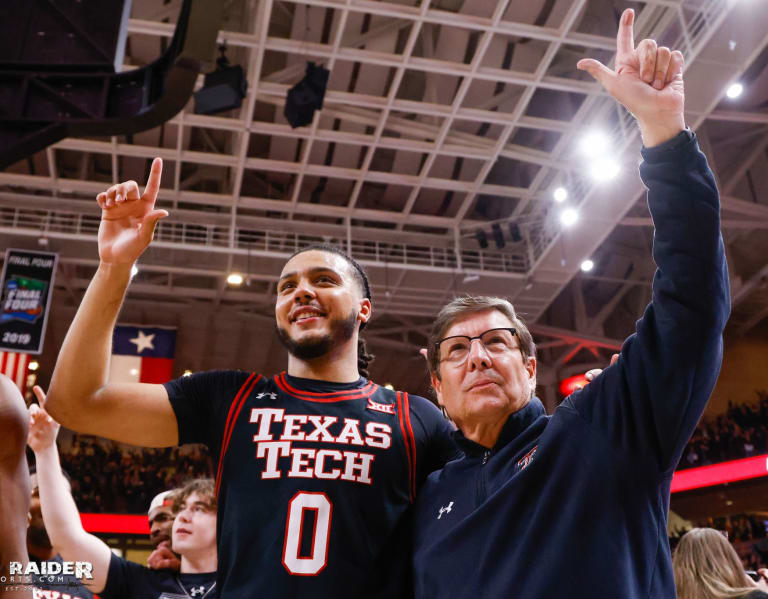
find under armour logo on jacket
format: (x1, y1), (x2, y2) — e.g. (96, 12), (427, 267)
(190, 586), (206, 597)
(256, 392), (277, 400)
(437, 502), (454, 519)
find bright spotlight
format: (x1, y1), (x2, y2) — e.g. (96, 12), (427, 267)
(590, 158), (620, 181)
(227, 273), (244, 286)
(131, 265), (139, 277)
(553, 187), (568, 203)
(28, 360), (39, 372)
(384, 383), (394, 390)
(560, 208), (578, 227)
(726, 82), (743, 99)
(580, 131), (610, 157)
(183, 369), (193, 377)
(580, 259), (594, 272)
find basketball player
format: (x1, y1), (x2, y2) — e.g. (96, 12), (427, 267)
(0, 375), (32, 599)
(43, 156), (457, 597)
(27, 391), (218, 599)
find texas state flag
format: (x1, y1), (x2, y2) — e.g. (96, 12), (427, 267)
(110, 325), (177, 384)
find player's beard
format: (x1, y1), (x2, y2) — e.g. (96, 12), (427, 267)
(276, 310), (358, 361)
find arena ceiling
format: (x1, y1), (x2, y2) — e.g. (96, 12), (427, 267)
(1, 0), (767, 404)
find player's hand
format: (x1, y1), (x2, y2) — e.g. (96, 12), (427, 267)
(576, 8), (685, 147)
(27, 387), (60, 453)
(96, 157), (168, 265)
(585, 353), (619, 382)
(147, 541), (181, 571)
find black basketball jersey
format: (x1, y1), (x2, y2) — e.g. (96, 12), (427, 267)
(165, 371), (457, 598)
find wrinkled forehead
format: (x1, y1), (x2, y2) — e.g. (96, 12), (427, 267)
(442, 308), (514, 338)
(280, 250), (356, 285)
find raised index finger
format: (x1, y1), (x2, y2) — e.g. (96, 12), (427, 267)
(616, 8), (635, 59)
(142, 157), (163, 202)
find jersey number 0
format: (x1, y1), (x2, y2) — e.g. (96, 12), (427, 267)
(282, 492), (333, 575)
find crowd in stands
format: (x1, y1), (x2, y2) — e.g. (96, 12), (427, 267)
(56, 433), (213, 513)
(681, 391), (768, 470)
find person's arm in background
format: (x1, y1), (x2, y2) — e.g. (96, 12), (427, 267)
(568, 8), (730, 472)
(28, 387), (111, 594)
(44, 158), (176, 447)
(0, 375), (32, 599)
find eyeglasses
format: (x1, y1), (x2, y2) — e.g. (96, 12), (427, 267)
(435, 327), (518, 365)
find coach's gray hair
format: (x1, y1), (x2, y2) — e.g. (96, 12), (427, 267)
(427, 296), (537, 397)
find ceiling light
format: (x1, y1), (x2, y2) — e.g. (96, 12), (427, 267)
(580, 131), (610, 157)
(183, 370), (193, 377)
(590, 158), (620, 181)
(384, 383), (394, 390)
(131, 265), (139, 277)
(28, 360), (39, 372)
(553, 187), (568, 203)
(726, 82), (743, 99)
(560, 208), (578, 227)
(227, 273), (244, 286)
(580, 259), (594, 272)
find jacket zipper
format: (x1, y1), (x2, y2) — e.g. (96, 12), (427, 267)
(476, 450), (491, 504)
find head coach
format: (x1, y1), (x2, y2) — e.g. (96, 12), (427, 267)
(412, 8), (730, 599)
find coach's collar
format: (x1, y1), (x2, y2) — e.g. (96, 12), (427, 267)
(452, 397), (546, 457)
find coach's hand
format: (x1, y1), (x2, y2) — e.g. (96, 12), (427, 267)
(576, 8), (685, 147)
(96, 157), (168, 265)
(27, 387), (60, 453)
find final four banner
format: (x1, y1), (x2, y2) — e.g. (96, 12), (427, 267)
(0, 249), (58, 354)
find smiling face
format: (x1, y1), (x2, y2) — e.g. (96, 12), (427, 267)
(275, 250), (371, 361)
(432, 308), (536, 444)
(171, 491), (216, 557)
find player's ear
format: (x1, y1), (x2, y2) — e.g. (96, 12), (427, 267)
(358, 297), (372, 326)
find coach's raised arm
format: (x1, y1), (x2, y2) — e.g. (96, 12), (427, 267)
(412, 8), (730, 599)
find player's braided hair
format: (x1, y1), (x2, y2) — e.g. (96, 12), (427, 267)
(289, 244), (375, 378)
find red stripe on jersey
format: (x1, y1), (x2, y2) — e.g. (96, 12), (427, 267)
(275, 373), (377, 403)
(277, 372), (376, 399)
(403, 393), (418, 500)
(278, 372), (373, 397)
(396, 392), (415, 502)
(215, 373), (260, 496)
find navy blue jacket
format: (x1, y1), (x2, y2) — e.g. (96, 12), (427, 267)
(413, 131), (730, 599)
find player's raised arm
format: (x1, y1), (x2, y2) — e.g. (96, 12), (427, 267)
(27, 391), (111, 593)
(46, 158), (177, 447)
